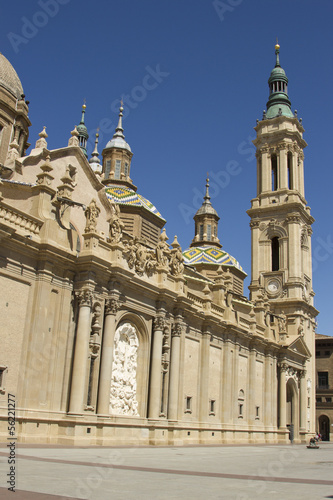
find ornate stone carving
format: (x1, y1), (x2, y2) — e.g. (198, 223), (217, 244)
(109, 323), (139, 416)
(279, 362), (288, 372)
(91, 302), (102, 335)
(68, 126), (79, 147)
(77, 288), (93, 307)
(298, 318), (304, 337)
(249, 219), (260, 229)
(286, 213), (301, 224)
(36, 155), (54, 187)
(35, 126), (48, 149)
(170, 236), (184, 276)
(155, 228), (171, 268)
(108, 201), (124, 243)
(162, 326), (170, 372)
(105, 297), (120, 315)
(154, 316), (165, 331)
(124, 237), (156, 276)
(278, 311), (287, 333)
(172, 322), (183, 337)
(84, 199), (100, 233)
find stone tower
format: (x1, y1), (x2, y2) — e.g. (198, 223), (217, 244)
(248, 43), (318, 436)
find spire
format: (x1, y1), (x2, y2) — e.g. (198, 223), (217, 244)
(114, 102), (125, 139)
(196, 175), (217, 217)
(89, 131), (102, 174)
(190, 175), (221, 248)
(265, 42), (293, 119)
(77, 102), (89, 157)
(104, 102), (132, 153)
(204, 175), (211, 204)
(275, 40), (280, 67)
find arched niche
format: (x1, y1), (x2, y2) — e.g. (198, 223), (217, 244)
(109, 313), (150, 418)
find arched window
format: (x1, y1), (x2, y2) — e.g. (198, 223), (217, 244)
(271, 154), (278, 191)
(199, 224), (204, 240)
(114, 160), (121, 179)
(272, 237), (280, 271)
(287, 152), (293, 189)
(207, 224), (212, 241)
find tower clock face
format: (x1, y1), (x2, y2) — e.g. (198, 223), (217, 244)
(267, 279), (280, 294)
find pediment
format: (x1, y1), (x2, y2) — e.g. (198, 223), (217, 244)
(286, 336), (311, 358)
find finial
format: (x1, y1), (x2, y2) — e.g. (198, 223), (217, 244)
(111, 101), (126, 141)
(275, 39), (280, 67)
(89, 130), (102, 173)
(80, 102), (86, 123)
(204, 175), (211, 202)
(68, 126), (79, 147)
(35, 126), (48, 149)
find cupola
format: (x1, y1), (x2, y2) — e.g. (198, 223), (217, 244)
(266, 43), (294, 119)
(101, 104), (135, 190)
(190, 176), (221, 248)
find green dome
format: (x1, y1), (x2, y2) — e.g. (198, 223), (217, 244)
(265, 45), (294, 119)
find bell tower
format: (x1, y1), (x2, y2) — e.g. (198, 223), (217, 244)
(247, 43), (318, 338)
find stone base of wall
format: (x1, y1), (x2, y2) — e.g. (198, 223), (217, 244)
(0, 413), (307, 446)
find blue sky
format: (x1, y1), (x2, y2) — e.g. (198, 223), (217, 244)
(1, 0), (332, 335)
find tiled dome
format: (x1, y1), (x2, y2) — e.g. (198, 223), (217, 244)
(105, 185), (165, 221)
(183, 245), (243, 270)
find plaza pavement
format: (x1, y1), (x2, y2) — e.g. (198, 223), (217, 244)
(1, 442), (333, 499)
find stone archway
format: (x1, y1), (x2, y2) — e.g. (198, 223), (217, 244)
(109, 322), (140, 416)
(286, 377), (299, 442)
(318, 415), (330, 441)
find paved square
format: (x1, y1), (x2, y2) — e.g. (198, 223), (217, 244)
(1, 442), (333, 499)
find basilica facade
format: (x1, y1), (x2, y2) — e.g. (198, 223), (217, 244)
(0, 45), (318, 445)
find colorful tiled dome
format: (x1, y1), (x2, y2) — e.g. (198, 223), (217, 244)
(105, 185), (165, 221)
(183, 245), (243, 271)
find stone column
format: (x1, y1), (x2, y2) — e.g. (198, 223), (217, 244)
(222, 338), (232, 423)
(148, 316), (165, 419)
(248, 347), (256, 423)
(168, 318), (183, 420)
(232, 340), (239, 421)
(199, 325), (211, 422)
(249, 220), (260, 292)
(279, 146), (288, 189)
(299, 370), (307, 432)
(261, 149), (271, 192)
(286, 214), (301, 282)
(278, 363), (288, 429)
(96, 297), (119, 415)
(68, 289), (93, 414)
(264, 352), (272, 426)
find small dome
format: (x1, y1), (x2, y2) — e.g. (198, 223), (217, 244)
(0, 53), (24, 99)
(105, 136), (132, 152)
(183, 245), (243, 271)
(195, 203), (218, 217)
